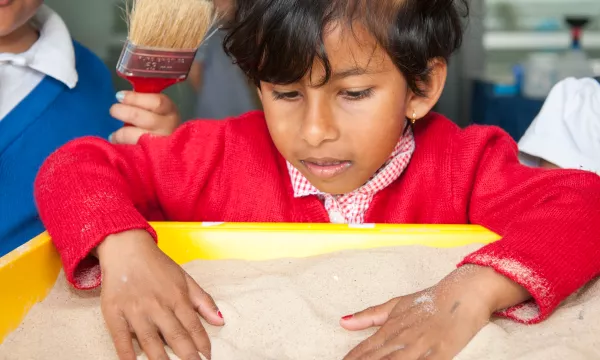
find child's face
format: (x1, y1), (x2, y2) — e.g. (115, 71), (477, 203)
(0, 0), (42, 37)
(260, 24), (443, 195)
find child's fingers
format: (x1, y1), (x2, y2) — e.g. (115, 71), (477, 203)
(174, 303), (212, 358)
(339, 298), (401, 331)
(343, 329), (419, 360)
(152, 308), (202, 360)
(128, 314), (170, 360)
(116, 91), (175, 116)
(348, 333), (423, 360)
(102, 309), (137, 360)
(185, 274), (225, 326)
(109, 126), (148, 145)
(110, 103), (166, 130)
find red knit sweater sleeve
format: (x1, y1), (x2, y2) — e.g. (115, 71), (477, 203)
(34, 118), (231, 289)
(454, 125), (600, 324)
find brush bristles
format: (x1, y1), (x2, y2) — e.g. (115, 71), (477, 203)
(128, 0), (215, 50)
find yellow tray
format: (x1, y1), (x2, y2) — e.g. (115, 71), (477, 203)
(0, 222), (499, 343)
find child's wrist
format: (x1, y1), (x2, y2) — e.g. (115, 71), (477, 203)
(448, 265), (532, 314)
(96, 229), (155, 263)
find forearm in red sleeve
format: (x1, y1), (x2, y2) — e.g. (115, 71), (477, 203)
(455, 127), (600, 323)
(34, 121), (226, 289)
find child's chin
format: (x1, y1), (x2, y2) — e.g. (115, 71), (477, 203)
(0, 14), (35, 37)
(311, 178), (361, 196)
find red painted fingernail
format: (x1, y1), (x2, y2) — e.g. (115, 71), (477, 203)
(217, 310), (223, 319)
(341, 314), (353, 320)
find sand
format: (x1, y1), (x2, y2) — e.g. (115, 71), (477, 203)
(1, 245), (599, 360)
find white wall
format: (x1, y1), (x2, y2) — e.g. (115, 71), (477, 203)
(45, 0), (122, 60)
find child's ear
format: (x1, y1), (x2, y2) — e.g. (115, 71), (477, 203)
(405, 58), (447, 120)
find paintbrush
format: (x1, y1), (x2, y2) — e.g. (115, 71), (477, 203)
(116, 0), (215, 94)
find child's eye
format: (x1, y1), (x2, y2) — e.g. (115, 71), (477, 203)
(341, 88), (374, 101)
(271, 90), (301, 101)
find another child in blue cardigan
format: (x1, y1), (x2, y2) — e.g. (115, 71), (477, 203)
(0, 3), (180, 256)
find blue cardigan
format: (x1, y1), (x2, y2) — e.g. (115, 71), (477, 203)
(0, 41), (120, 256)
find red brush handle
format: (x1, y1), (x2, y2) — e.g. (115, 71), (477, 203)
(118, 73), (184, 126)
(122, 75), (182, 93)
(115, 41), (196, 127)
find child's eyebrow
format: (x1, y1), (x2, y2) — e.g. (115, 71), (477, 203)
(331, 66), (381, 80)
(308, 66), (386, 87)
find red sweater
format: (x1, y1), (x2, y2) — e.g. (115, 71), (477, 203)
(35, 111), (600, 324)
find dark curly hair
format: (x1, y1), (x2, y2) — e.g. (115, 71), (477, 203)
(223, 0), (469, 96)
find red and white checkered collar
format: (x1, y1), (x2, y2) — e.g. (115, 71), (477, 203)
(287, 128), (415, 223)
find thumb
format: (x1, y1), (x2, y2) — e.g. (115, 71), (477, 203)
(340, 298), (401, 331)
(109, 126), (148, 145)
(186, 273), (224, 327)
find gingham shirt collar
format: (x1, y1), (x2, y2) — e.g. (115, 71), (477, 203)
(287, 128), (416, 223)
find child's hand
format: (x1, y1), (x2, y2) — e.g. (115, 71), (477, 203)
(96, 230), (224, 360)
(340, 266), (530, 360)
(109, 91), (181, 145)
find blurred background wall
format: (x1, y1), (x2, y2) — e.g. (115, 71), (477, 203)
(47, 0), (600, 138)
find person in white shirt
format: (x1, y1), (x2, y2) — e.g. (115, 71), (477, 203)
(519, 77), (600, 175)
(0, 1), (180, 255)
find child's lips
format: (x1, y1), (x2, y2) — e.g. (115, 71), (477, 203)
(301, 159), (352, 180)
(0, 0), (13, 7)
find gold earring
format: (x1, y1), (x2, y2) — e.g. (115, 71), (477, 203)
(410, 110), (417, 125)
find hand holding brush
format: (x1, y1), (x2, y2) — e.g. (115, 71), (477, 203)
(116, 0), (215, 127)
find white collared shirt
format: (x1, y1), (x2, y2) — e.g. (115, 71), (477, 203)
(0, 5), (77, 121)
(518, 77), (600, 175)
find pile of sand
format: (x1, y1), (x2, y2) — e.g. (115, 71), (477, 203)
(1, 245), (599, 359)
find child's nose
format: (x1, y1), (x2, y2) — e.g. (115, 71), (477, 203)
(300, 104), (340, 147)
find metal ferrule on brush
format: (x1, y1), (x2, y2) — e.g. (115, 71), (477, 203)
(116, 40), (197, 79)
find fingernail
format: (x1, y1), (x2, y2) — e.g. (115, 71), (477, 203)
(108, 133), (114, 143)
(341, 314), (353, 320)
(115, 91), (125, 102)
(218, 310), (224, 319)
